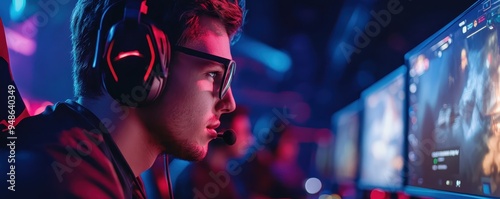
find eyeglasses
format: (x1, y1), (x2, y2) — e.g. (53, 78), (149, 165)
(173, 45), (236, 99)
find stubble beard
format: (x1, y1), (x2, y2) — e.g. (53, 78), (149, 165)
(155, 130), (206, 161)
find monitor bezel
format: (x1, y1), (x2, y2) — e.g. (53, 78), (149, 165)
(357, 65), (408, 192)
(403, 1), (500, 198)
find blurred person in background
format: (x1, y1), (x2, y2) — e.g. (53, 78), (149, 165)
(242, 120), (307, 199)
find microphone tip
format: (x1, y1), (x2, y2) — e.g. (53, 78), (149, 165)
(218, 130), (236, 145)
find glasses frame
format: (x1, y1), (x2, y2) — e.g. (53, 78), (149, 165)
(173, 45), (236, 99)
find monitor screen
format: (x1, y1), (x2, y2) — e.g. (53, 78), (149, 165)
(332, 100), (361, 184)
(406, 0), (500, 198)
(358, 66), (407, 191)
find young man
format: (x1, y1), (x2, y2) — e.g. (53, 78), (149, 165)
(1, 0), (245, 198)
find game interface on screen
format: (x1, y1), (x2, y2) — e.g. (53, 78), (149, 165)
(407, 0), (500, 197)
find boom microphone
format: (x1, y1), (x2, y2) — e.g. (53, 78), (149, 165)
(217, 130), (236, 145)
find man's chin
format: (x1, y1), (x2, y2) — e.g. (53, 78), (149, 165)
(175, 146), (207, 161)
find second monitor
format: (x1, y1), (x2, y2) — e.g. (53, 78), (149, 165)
(358, 66), (407, 192)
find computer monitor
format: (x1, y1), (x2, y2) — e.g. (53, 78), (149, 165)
(406, 0), (500, 198)
(358, 66), (407, 192)
(332, 100), (361, 185)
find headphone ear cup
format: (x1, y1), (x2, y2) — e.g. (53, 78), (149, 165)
(101, 20), (168, 107)
(148, 24), (170, 101)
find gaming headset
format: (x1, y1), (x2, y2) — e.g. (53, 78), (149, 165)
(92, 0), (170, 107)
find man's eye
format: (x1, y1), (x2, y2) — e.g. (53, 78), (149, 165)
(208, 71), (223, 79)
(208, 72), (217, 78)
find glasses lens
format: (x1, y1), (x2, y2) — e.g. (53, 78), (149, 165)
(220, 61), (236, 99)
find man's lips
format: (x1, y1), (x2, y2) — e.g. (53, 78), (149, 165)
(207, 121), (220, 129)
(207, 128), (217, 138)
(207, 120), (220, 139)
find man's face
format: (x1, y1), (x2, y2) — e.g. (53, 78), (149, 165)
(139, 16), (236, 161)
